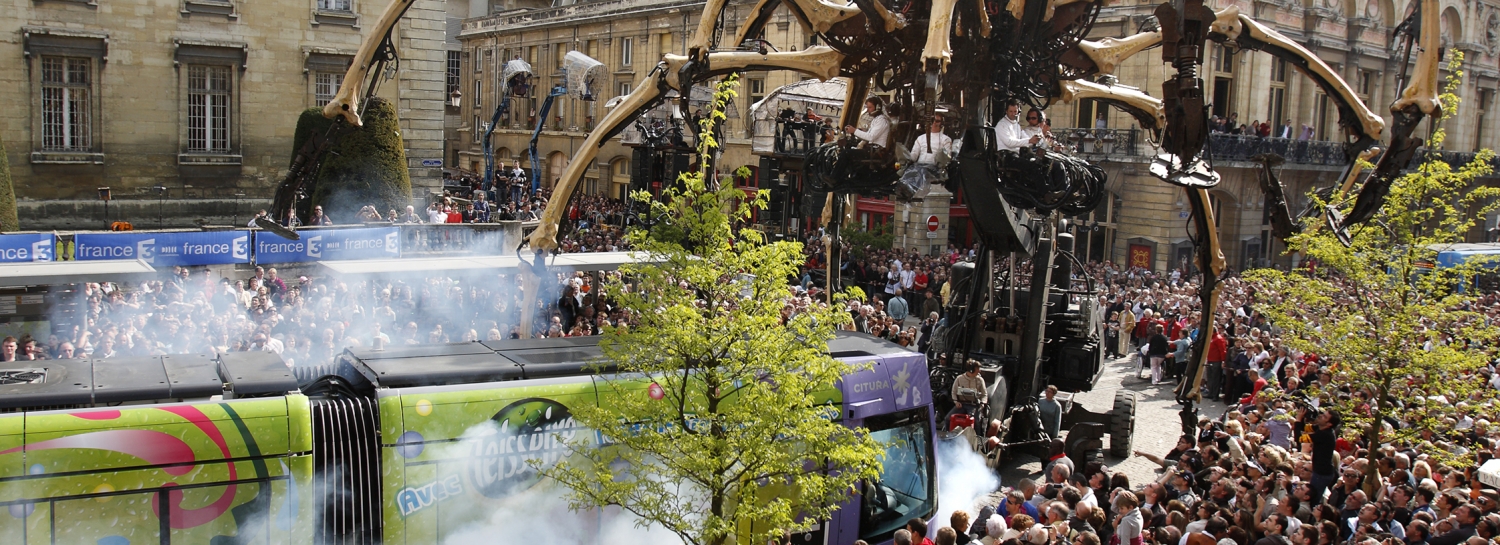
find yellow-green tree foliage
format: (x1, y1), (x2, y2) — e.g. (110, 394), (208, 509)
(539, 77), (885, 545)
(291, 97), (411, 221)
(0, 131), (18, 231)
(1247, 53), (1498, 474)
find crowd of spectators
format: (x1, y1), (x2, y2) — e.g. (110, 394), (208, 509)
(1207, 113), (1315, 141)
(2, 264), (638, 367)
(901, 258), (1500, 545)
(15, 193), (1500, 545)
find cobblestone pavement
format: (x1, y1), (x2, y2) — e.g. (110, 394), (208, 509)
(995, 352), (1232, 491)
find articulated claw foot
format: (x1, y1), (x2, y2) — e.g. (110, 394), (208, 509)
(528, 221), (560, 253)
(1325, 207), (1353, 247)
(1251, 153), (1298, 242)
(1149, 153), (1220, 188)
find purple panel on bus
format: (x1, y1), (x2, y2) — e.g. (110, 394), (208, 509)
(838, 351), (930, 420)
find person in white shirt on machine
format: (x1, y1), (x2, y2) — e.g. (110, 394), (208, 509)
(843, 96), (891, 149)
(911, 115), (953, 165)
(1022, 108), (1067, 152)
(994, 101), (1042, 151)
(897, 114), (954, 199)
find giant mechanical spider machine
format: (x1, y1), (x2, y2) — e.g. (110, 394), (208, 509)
(287, 0), (1446, 458)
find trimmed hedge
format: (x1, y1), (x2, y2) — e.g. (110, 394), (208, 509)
(296, 97), (412, 222)
(0, 132), (17, 232)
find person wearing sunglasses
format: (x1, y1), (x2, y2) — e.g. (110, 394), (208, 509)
(1022, 108), (1062, 151)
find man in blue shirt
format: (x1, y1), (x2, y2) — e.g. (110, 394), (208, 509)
(888, 288), (910, 324)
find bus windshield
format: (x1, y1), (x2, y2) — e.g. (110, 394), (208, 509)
(860, 408), (936, 543)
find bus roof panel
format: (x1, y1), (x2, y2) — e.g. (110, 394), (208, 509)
(161, 353), (228, 398)
(90, 356), (173, 404)
(828, 331), (916, 357)
(217, 351), (299, 397)
(0, 359), (94, 409)
(356, 353), (524, 388)
(348, 342), (497, 361)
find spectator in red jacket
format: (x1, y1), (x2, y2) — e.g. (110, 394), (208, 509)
(1205, 326), (1228, 401)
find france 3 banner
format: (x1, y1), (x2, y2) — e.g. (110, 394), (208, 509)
(253, 227), (400, 263)
(73, 231), (251, 266)
(0, 233), (56, 263)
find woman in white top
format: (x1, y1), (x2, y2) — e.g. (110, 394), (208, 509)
(911, 117), (953, 164)
(1024, 108), (1065, 151)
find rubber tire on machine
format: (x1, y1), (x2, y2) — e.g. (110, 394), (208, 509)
(986, 375), (1010, 428)
(1109, 390), (1137, 458)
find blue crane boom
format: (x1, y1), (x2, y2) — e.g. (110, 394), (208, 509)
(529, 85), (569, 195)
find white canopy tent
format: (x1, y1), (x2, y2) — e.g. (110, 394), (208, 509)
(612, 85), (741, 145)
(317, 251), (656, 276)
(749, 78), (849, 154)
(0, 260), (157, 287)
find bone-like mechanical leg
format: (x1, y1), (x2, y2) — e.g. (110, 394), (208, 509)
(1341, 0), (1441, 228)
(528, 46), (845, 255)
(1175, 187), (1225, 404)
(1072, 31), (1161, 76)
(1391, 0), (1443, 117)
(922, 0), (962, 72)
(1058, 79), (1166, 137)
(1069, 6), (1385, 143)
(323, 0), (418, 127)
(691, 0), (901, 62)
(1006, 0), (1090, 22)
(1209, 6), (1386, 141)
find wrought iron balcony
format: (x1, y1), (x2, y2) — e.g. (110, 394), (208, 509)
(1064, 128), (1140, 156)
(1206, 133), (1348, 166)
(1407, 149), (1500, 171)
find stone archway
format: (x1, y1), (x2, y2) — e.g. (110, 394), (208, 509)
(1441, 6), (1463, 47)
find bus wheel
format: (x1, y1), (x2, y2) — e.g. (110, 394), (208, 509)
(1109, 390), (1137, 458)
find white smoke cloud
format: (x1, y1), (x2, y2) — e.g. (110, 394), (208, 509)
(424, 419), (686, 545)
(933, 437), (1000, 537)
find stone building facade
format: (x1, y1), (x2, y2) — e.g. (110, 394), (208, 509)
(1, 0), (448, 229)
(1052, 0), (1500, 271)
(455, 0), (1500, 271)
(455, 0), (811, 201)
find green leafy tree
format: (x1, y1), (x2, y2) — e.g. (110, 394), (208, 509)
(539, 77), (885, 545)
(0, 132), (18, 231)
(1246, 52), (1498, 483)
(844, 223), (895, 260)
(290, 96), (411, 220)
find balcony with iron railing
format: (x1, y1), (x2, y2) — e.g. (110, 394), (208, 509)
(748, 119), (1497, 174)
(1064, 128), (1141, 157)
(1205, 133), (1349, 165)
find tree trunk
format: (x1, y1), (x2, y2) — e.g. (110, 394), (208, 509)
(709, 492), (726, 545)
(0, 132), (19, 231)
(1363, 375), (1388, 497)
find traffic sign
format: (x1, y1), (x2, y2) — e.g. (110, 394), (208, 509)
(926, 215), (940, 232)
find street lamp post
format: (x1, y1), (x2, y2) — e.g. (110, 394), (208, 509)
(97, 187), (111, 229)
(153, 186), (167, 228)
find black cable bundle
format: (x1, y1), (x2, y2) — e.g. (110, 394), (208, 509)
(992, 147), (1107, 216)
